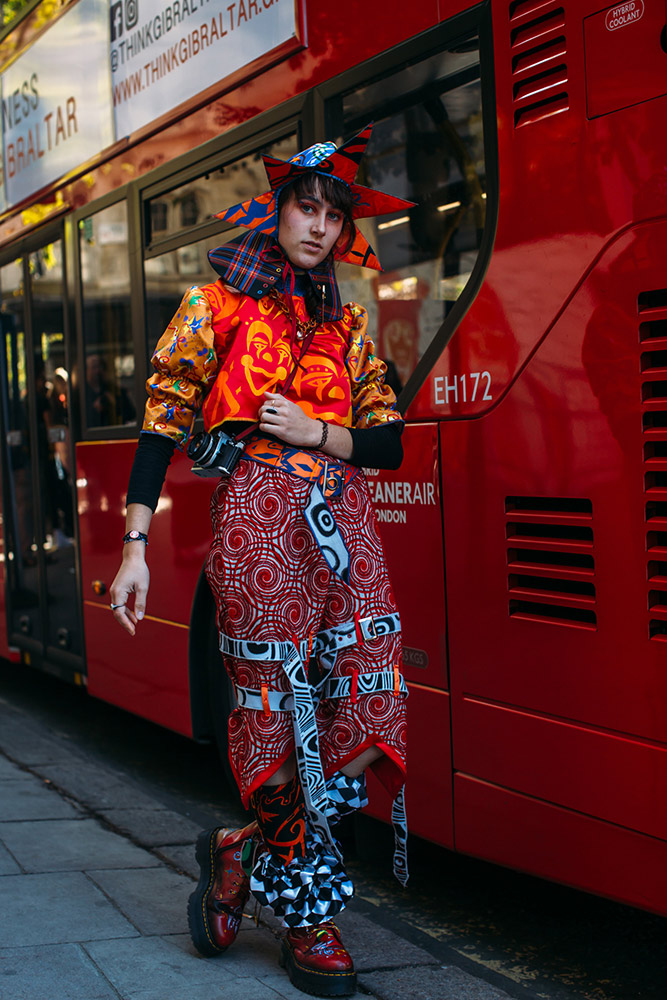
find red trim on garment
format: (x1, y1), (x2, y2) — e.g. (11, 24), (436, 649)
(324, 738), (407, 801)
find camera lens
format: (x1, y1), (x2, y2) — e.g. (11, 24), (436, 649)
(187, 432), (217, 464)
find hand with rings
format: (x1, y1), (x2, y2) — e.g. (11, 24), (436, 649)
(109, 552), (150, 636)
(258, 391), (322, 448)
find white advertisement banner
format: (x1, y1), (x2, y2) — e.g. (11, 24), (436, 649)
(1, 0), (114, 208)
(111, 0), (298, 137)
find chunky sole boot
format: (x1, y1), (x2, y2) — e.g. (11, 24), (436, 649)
(188, 822), (259, 957)
(279, 921), (357, 997)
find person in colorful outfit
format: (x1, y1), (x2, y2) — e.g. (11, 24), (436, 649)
(110, 125), (412, 998)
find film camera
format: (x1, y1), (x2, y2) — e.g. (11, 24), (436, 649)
(186, 429), (245, 478)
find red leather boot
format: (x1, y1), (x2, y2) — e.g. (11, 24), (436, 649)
(280, 920), (357, 996)
(188, 821), (259, 956)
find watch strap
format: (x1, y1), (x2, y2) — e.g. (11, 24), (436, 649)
(123, 530), (149, 546)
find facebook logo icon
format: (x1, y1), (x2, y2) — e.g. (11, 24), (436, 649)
(110, 1), (123, 41)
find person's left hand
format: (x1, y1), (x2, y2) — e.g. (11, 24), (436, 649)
(258, 392), (321, 447)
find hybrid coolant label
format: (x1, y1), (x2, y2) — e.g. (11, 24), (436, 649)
(605, 1), (644, 30)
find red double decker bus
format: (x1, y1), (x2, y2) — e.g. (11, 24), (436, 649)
(1, 0), (667, 916)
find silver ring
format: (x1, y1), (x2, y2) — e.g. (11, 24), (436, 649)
(110, 603), (125, 610)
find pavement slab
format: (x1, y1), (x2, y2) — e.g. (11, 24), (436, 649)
(0, 756), (34, 781)
(167, 926), (287, 979)
(334, 909), (440, 972)
(0, 773), (82, 821)
(154, 843), (199, 879)
(34, 761), (170, 812)
(0, 871), (139, 946)
(0, 707), (80, 766)
(0, 817), (160, 872)
(99, 806), (202, 847)
(83, 934), (297, 1000)
(86, 866), (195, 935)
(0, 840), (21, 874)
(359, 965), (516, 1000)
(0, 943), (120, 1000)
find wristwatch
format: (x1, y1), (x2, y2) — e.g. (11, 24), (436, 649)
(123, 530), (149, 546)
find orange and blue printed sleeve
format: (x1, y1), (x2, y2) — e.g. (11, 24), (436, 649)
(142, 286), (221, 449)
(345, 303), (402, 429)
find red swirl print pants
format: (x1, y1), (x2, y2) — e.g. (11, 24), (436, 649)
(205, 457), (406, 806)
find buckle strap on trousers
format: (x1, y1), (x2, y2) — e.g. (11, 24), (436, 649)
(219, 612), (407, 885)
(235, 667), (408, 714)
(219, 612), (401, 667)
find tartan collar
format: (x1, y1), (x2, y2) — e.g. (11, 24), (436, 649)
(207, 232), (344, 323)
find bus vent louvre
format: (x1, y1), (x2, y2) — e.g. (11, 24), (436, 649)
(641, 289), (667, 640)
(510, 2), (569, 128)
(505, 496), (596, 629)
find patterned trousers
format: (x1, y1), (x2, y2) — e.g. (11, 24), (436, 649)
(205, 455), (407, 807)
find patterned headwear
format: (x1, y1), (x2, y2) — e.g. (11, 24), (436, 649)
(214, 123), (414, 271)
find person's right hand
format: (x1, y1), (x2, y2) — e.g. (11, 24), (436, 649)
(109, 550), (150, 636)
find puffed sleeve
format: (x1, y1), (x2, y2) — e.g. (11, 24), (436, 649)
(345, 303), (403, 429)
(142, 286), (220, 449)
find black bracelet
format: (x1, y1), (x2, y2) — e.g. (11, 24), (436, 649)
(316, 418), (329, 450)
(123, 530), (149, 546)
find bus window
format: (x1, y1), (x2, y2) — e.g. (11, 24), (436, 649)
(144, 230), (242, 355)
(146, 134), (298, 247)
(0, 258), (41, 637)
(328, 37), (487, 392)
(143, 134), (297, 357)
(80, 202), (136, 430)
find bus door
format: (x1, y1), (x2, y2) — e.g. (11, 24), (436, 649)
(0, 234), (83, 672)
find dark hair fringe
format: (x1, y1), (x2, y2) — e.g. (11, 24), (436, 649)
(278, 172), (356, 253)
(277, 171), (356, 318)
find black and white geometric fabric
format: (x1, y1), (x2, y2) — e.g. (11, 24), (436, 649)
(219, 618), (409, 884)
(220, 612), (402, 682)
(391, 785), (409, 887)
(281, 642), (340, 858)
(324, 771), (368, 824)
(250, 842), (354, 928)
(303, 482), (350, 583)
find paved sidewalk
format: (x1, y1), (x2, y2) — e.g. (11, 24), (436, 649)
(0, 692), (514, 1000)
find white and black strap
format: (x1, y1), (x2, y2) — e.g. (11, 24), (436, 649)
(235, 667), (408, 713)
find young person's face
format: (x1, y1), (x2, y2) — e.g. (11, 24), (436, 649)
(278, 186), (344, 270)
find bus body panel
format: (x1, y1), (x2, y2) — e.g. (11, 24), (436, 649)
(409, 0), (667, 423)
(78, 440), (212, 735)
(444, 218), (667, 901)
(369, 423), (448, 692)
(84, 602), (192, 737)
(456, 698), (667, 841)
(455, 774), (667, 917)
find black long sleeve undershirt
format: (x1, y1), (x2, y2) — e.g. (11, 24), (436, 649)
(126, 422), (404, 512)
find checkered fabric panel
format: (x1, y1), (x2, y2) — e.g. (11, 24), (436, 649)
(250, 843), (354, 928)
(323, 772), (368, 823)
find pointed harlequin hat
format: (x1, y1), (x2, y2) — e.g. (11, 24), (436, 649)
(214, 124), (414, 271)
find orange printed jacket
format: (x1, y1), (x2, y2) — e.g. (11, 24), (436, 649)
(143, 280), (401, 448)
